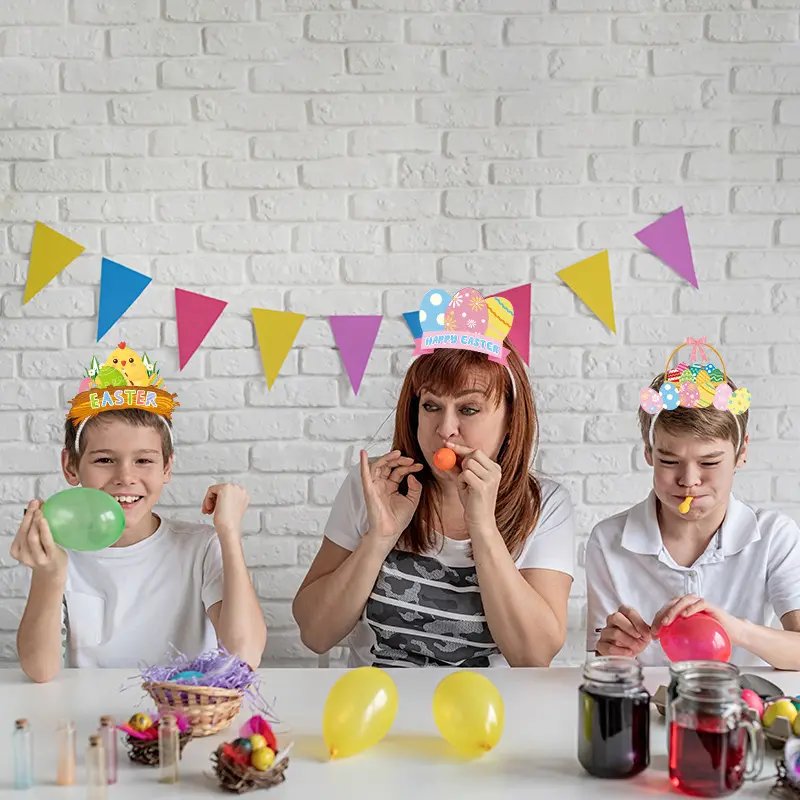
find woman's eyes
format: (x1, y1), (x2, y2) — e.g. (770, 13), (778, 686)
(421, 402), (479, 415)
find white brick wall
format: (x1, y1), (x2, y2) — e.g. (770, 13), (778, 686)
(0, 0), (797, 668)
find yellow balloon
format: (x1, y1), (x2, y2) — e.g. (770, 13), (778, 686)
(432, 671), (504, 756)
(322, 667), (398, 760)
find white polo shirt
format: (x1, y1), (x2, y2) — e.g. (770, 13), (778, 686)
(585, 491), (800, 667)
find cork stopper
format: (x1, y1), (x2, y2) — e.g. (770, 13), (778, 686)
(88, 735), (101, 747)
(99, 716), (114, 727)
(15, 719), (28, 729)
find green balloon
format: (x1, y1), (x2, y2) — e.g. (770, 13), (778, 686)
(42, 488), (125, 552)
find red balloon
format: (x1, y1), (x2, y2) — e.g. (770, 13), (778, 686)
(659, 611), (732, 662)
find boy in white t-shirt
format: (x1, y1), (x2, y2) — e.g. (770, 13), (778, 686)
(293, 286), (576, 668)
(586, 337), (800, 668)
(11, 343), (266, 680)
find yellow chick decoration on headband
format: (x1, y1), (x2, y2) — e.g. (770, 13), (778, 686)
(103, 342), (164, 388)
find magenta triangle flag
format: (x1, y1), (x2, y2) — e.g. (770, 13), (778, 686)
(487, 283), (531, 366)
(175, 288), (228, 370)
(329, 315), (382, 395)
(634, 206), (698, 289)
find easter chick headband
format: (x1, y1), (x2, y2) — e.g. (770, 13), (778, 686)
(66, 342), (179, 453)
(412, 287), (518, 398)
(639, 337), (751, 456)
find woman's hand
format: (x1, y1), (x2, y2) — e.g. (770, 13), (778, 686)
(360, 449), (423, 544)
(446, 443), (501, 534)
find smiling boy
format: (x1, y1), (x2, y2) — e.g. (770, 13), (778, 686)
(11, 347), (266, 681)
(585, 339), (800, 668)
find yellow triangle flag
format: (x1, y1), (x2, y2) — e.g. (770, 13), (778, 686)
(252, 308), (306, 389)
(23, 222), (86, 304)
(556, 251), (616, 333)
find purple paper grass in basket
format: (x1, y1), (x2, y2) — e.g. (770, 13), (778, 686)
(139, 646), (274, 720)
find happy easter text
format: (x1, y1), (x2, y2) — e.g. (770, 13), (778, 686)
(422, 333), (501, 355)
(88, 389), (158, 410)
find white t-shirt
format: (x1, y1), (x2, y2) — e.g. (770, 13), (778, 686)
(57, 517), (224, 668)
(585, 491), (800, 667)
(324, 465), (576, 668)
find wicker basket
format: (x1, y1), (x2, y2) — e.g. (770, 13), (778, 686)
(211, 746), (289, 794)
(143, 682), (243, 737)
(124, 732), (192, 766)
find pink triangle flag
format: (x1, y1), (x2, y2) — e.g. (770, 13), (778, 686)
(175, 288), (228, 370)
(634, 206), (698, 289)
(487, 283), (531, 366)
(329, 315), (382, 395)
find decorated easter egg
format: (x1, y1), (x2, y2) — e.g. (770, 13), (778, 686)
(418, 289), (452, 334)
(640, 387), (662, 415)
(485, 296), (514, 341)
(741, 689), (764, 719)
(694, 370), (715, 408)
(679, 382), (700, 408)
(249, 734), (268, 751)
(713, 384), (732, 410)
(95, 365), (127, 389)
(667, 367), (683, 383)
(728, 388), (751, 415)
(128, 713), (152, 732)
(688, 364), (703, 379)
(708, 367), (724, 384)
(173, 670), (205, 683)
(446, 287), (487, 334)
(251, 747), (275, 771)
(660, 381), (680, 410)
(764, 699), (798, 728)
(78, 376), (92, 393)
(233, 737), (253, 754)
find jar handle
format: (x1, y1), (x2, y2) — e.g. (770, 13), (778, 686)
(741, 706), (764, 781)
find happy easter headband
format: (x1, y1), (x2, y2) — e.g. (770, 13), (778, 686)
(411, 287), (518, 399)
(639, 337), (751, 453)
(67, 342), (179, 453)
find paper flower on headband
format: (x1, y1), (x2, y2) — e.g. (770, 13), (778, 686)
(67, 342), (179, 448)
(413, 287), (515, 364)
(639, 337), (751, 416)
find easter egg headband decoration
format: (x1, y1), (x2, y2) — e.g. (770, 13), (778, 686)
(639, 337), (751, 450)
(413, 287), (518, 398)
(67, 341), (179, 453)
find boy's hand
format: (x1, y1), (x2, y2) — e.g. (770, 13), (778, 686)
(202, 484), (249, 538)
(595, 604), (652, 658)
(10, 500), (68, 577)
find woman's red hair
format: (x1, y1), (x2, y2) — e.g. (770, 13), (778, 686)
(392, 343), (542, 558)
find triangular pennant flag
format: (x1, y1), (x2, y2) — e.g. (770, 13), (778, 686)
(96, 258), (152, 341)
(23, 222), (85, 304)
(487, 283), (531, 366)
(557, 251), (616, 333)
(175, 288), (228, 370)
(329, 315), (382, 395)
(402, 310), (422, 341)
(634, 206), (698, 289)
(252, 308), (306, 389)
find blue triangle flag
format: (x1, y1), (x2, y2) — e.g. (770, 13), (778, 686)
(402, 310), (422, 340)
(97, 258), (152, 341)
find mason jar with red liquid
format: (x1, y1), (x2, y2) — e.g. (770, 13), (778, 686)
(669, 669), (764, 797)
(578, 656), (650, 779)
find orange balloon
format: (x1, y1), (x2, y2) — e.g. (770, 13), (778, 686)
(433, 448), (457, 471)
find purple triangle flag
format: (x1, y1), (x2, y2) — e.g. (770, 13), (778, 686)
(634, 206), (698, 289)
(329, 315), (382, 395)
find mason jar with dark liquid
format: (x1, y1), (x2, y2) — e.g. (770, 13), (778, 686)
(669, 669), (763, 797)
(666, 661), (741, 756)
(578, 656), (650, 779)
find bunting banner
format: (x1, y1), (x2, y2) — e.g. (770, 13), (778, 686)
(557, 251), (616, 334)
(96, 258), (152, 342)
(23, 222), (85, 304)
(634, 206), (698, 289)
(175, 288), (228, 370)
(252, 308), (306, 390)
(329, 315), (383, 395)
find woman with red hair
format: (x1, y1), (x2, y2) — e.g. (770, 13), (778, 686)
(292, 344), (575, 667)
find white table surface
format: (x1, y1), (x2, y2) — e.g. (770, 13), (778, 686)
(0, 666), (796, 799)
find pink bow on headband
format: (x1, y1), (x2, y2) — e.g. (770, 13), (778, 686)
(686, 336), (707, 363)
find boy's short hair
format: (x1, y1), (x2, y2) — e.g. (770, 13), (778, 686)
(64, 409), (174, 469)
(638, 373), (749, 457)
